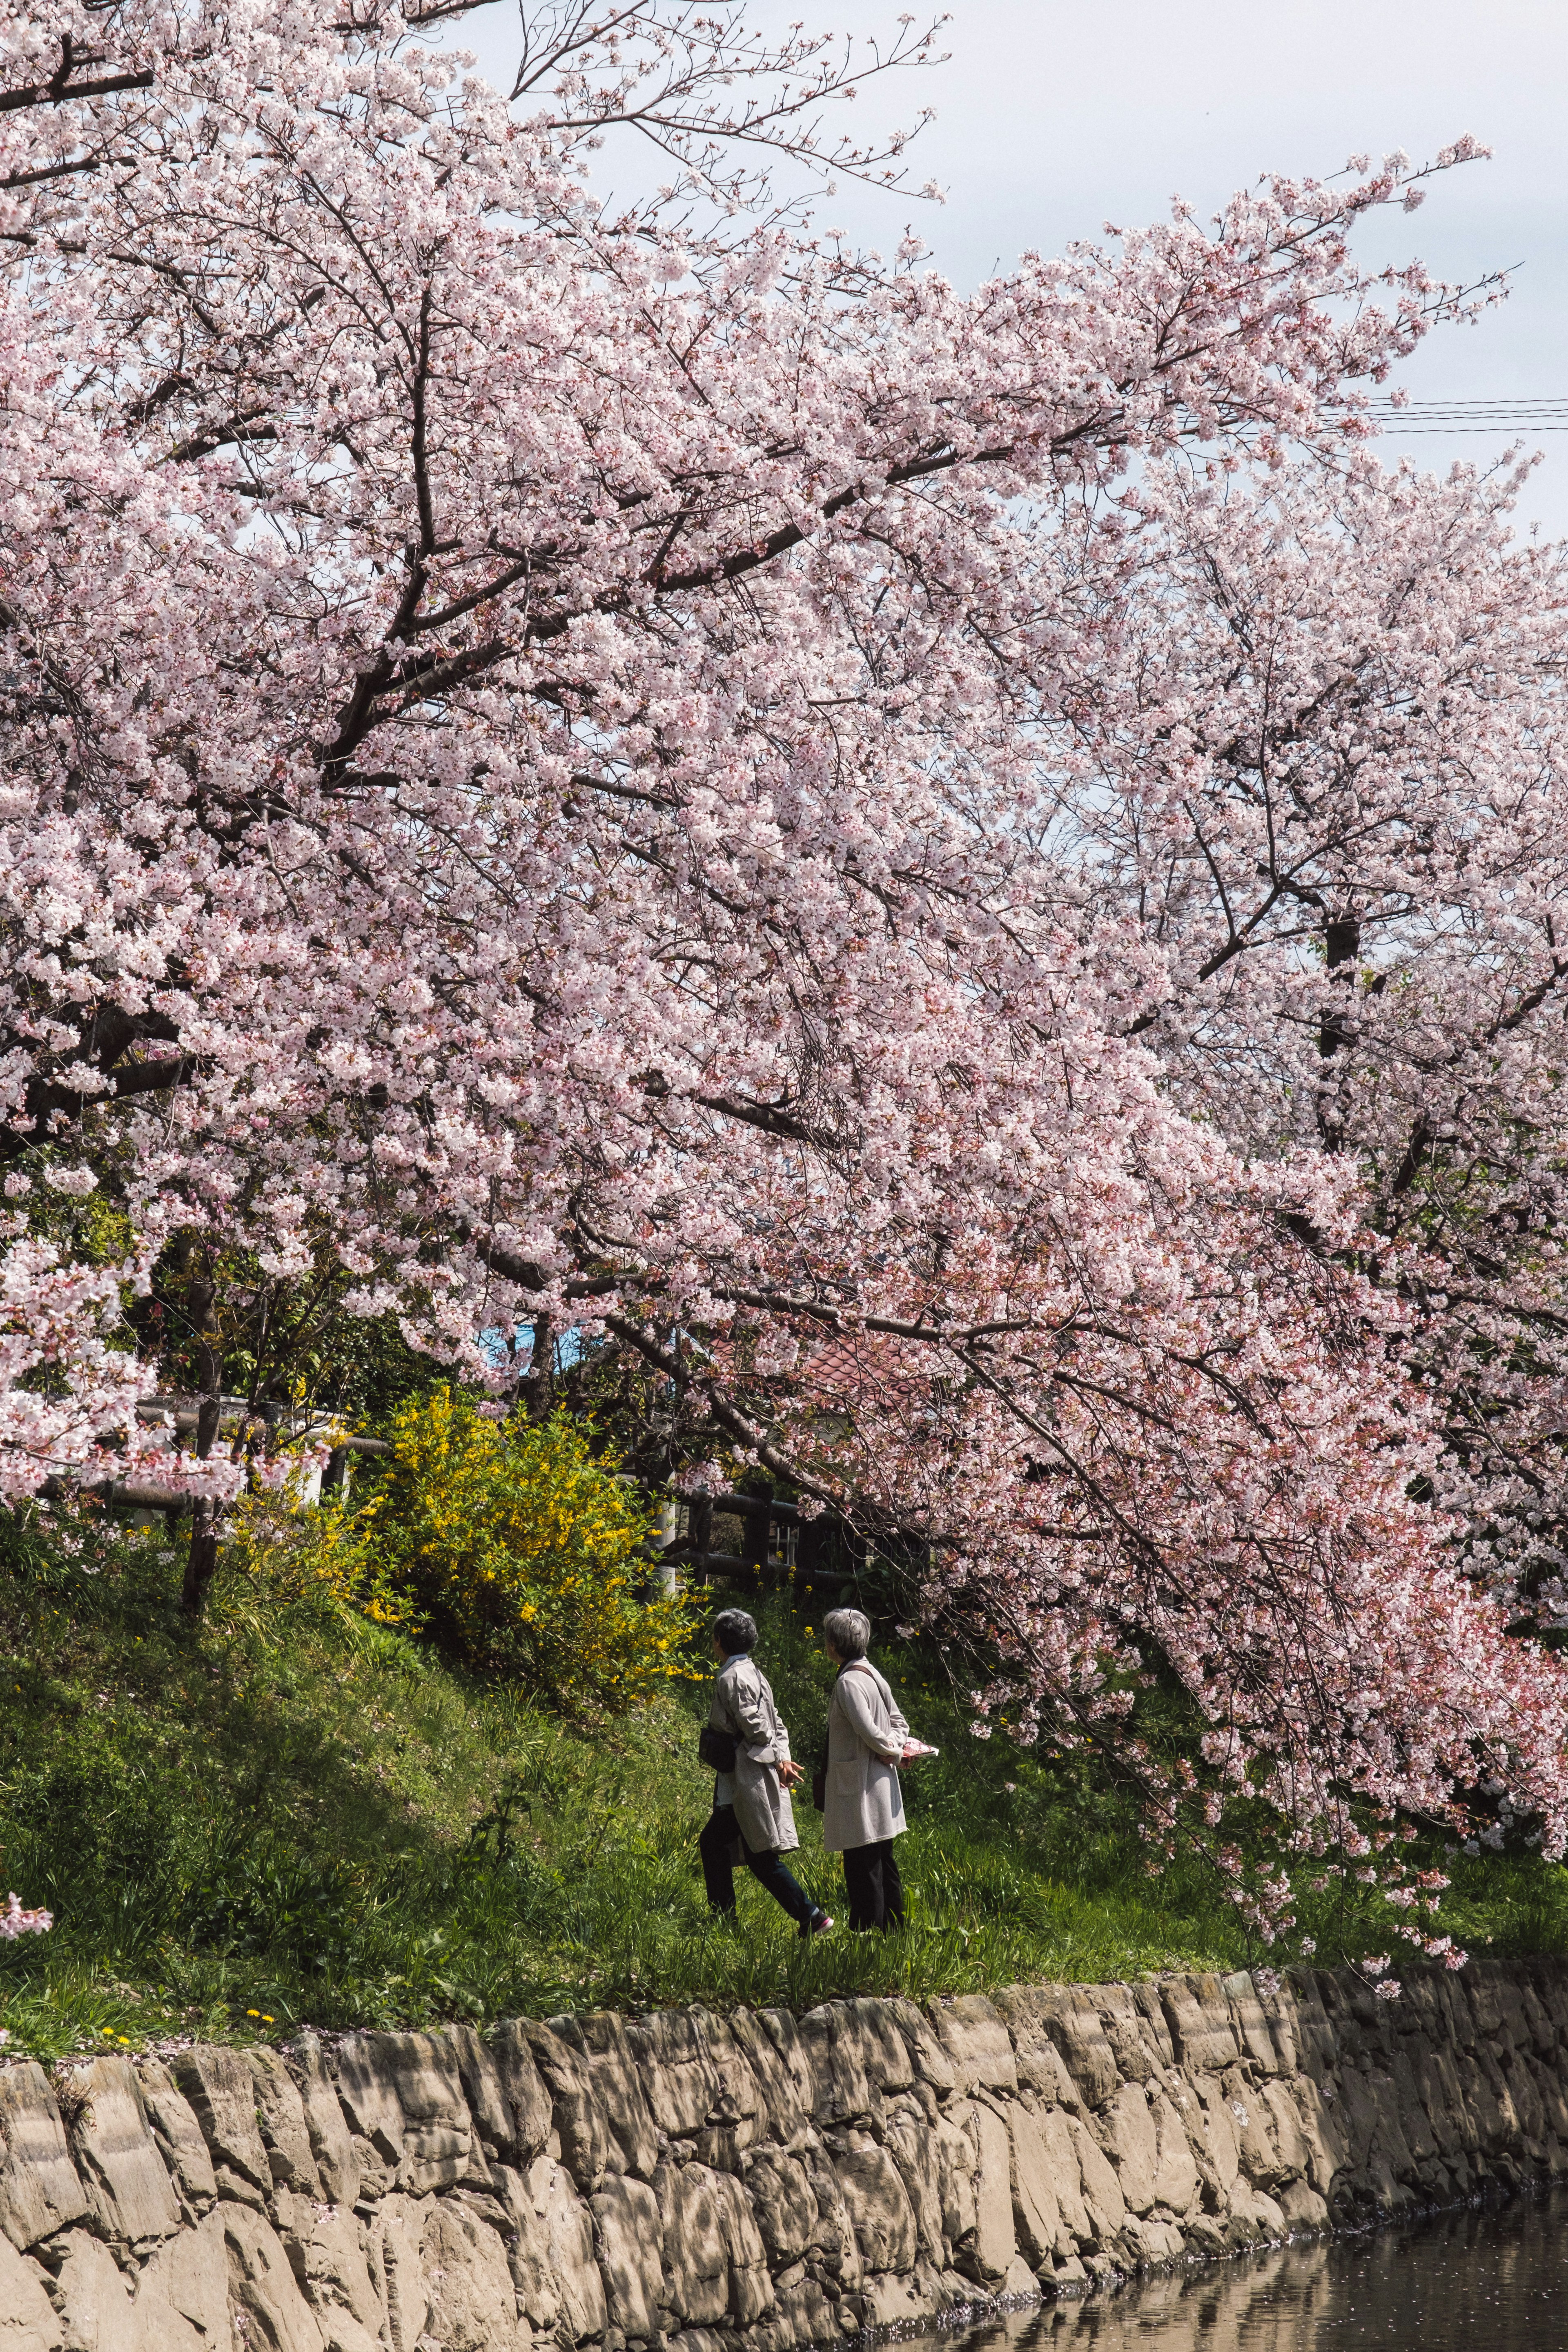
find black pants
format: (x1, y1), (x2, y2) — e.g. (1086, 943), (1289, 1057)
(842, 1838), (905, 1931)
(700, 1804), (820, 1928)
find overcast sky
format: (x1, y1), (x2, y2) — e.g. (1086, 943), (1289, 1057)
(460, 0), (1568, 535)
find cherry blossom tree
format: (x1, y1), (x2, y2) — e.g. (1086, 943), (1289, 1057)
(1030, 450), (1568, 1620)
(2, 0), (1565, 1939)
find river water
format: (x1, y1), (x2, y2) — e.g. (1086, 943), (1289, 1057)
(932, 2193), (1568, 2352)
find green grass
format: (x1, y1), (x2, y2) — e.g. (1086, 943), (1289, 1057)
(2, 1514), (1565, 2062)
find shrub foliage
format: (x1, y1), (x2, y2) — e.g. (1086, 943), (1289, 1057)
(357, 1390), (699, 1713)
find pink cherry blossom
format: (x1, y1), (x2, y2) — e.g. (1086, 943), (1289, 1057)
(0, 2), (1563, 1933)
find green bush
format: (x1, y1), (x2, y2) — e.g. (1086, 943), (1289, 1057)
(356, 1390), (702, 1713)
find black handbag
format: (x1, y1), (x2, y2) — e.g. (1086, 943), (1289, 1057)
(698, 1724), (740, 1773)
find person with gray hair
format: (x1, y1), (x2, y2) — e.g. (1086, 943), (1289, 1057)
(698, 1607), (833, 1937)
(820, 1606), (928, 1930)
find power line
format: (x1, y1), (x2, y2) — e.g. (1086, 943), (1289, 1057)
(1363, 398), (1568, 434)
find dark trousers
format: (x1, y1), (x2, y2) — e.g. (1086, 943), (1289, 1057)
(842, 1838), (905, 1931)
(700, 1804), (819, 1928)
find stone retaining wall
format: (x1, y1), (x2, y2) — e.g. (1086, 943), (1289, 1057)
(2, 1960), (1567, 2351)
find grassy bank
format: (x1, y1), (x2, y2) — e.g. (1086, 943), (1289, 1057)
(2, 1517), (1565, 2062)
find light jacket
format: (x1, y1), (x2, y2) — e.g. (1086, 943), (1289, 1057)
(709, 1652), (799, 1855)
(821, 1659), (910, 1853)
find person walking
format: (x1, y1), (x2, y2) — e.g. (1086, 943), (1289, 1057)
(699, 1608), (833, 1937)
(820, 1605), (927, 1930)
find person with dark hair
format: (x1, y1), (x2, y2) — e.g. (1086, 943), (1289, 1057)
(820, 1606), (930, 1931)
(699, 1609), (832, 1937)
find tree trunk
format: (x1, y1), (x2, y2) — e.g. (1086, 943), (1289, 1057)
(524, 1314), (555, 1424)
(1316, 911), (1362, 1151)
(180, 1308), (224, 1619)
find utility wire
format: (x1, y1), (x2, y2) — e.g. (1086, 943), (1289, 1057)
(1364, 398), (1568, 435)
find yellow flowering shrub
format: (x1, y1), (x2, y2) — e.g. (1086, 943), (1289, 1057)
(223, 1475), (414, 1626)
(366, 1389), (700, 1713)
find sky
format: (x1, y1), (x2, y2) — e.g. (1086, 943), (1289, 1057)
(454, 0), (1568, 535)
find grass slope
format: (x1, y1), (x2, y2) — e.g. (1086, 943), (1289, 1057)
(2, 1524), (1564, 2062)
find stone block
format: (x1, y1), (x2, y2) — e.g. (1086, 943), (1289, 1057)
(328, 2040), (404, 2176)
(443, 2024), (512, 2160)
(771, 2274), (839, 2348)
(627, 2011), (722, 2141)
(224, 2204), (326, 2352)
(740, 2149), (818, 2265)
(1065, 2114), (1126, 2246)
(801, 2144), (863, 2286)
(1284, 1974), (1339, 2079)
(419, 2197), (525, 2351)
(1388, 2048), (1438, 2166)
(135, 2064), (216, 2214)
(1365, 2069), (1421, 2187)
(287, 2042), (360, 2209)
(374, 2191), (431, 2350)
(1223, 1972), (1283, 2074)
(1097, 2082), (1158, 2216)
(796, 2006), (875, 2127)
(248, 2052), (320, 2197)
(280, 2196), (384, 2345)
(0, 2064), (89, 2251)
(833, 2138), (918, 2273)
(1225, 2182), (1287, 2245)
(880, 2112), (947, 2269)
(1287, 2075), (1352, 2194)
(523, 2022), (608, 2193)
(1033, 1994), (1118, 2110)
(69, 2060), (181, 2247)
(592, 2172), (663, 2337)
(717, 2011), (808, 2146)
(882, 1998), (957, 2096)
(1278, 2176), (1330, 2234)
(172, 2049), (271, 2209)
(0, 2230), (62, 2351)
(1120, 2213), (1184, 2270)
(1147, 2088), (1199, 2215)
(1518, 1976), (1559, 2060)
(487, 2021), (555, 2162)
(357, 2031), (472, 2196)
(1131, 1984), (1178, 2070)
(1092, 1987), (1165, 2085)
(859, 2266), (948, 2329)
(1004, 2103), (1065, 2269)
(1186, 2074), (1240, 2196)
(846, 1999), (915, 2093)
(1006, 2029), (1080, 2109)
(133, 2207), (229, 2348)
(926, 1997), (1018, 2096)
(1222, 2070), (1287, 2192)
(563, 2014), (659, 2181)
(490, 2164), (562, 2334)
(522, 2155), (605, 2340)
(930, 2107), (979, 2260)
(712, 2166), (774, 2324)
(962, 2099), (1016, 2281)
(1159, 1976), (1240, 2074)
(52, 2229), (137, 2351)
(659, 2161), (731, 2326)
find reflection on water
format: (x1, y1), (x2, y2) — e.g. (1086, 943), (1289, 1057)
(942, 2194), (1568, 2352)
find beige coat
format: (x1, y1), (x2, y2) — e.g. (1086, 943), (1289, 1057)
(708, 1653), (799, 1855)
(822, 1659), (910, 1853)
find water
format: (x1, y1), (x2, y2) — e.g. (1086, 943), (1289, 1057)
(935, 2194), (1568, 2352)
